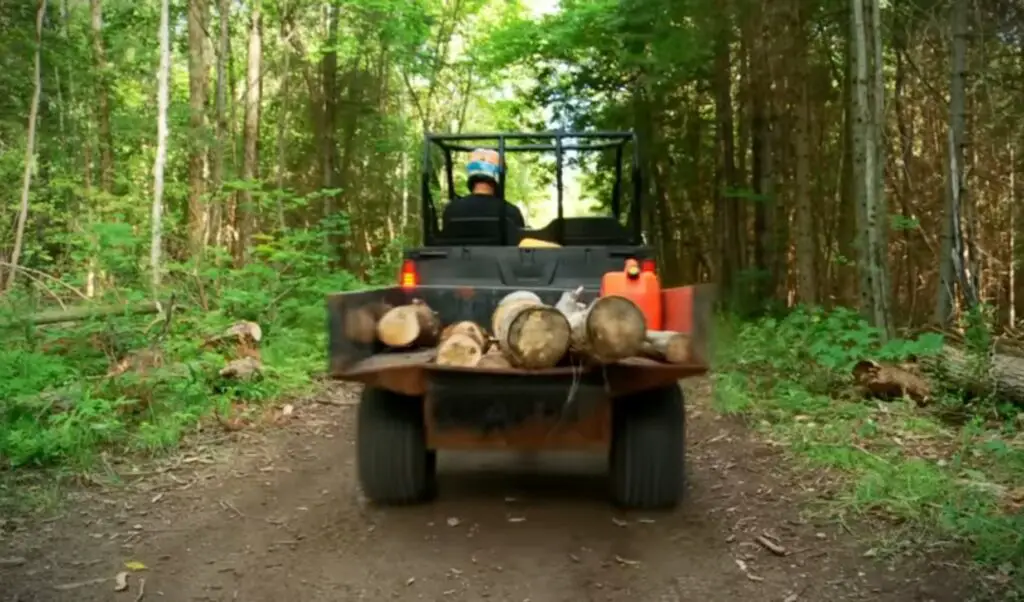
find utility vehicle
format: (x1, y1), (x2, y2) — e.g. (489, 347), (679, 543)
(327, 131), (712, 509)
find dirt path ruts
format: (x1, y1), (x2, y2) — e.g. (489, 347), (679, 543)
(1, 380), (970, 602)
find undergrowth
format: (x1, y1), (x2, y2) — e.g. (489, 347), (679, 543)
(0, 223), (395, 478)
(714, 307), (1024, 597)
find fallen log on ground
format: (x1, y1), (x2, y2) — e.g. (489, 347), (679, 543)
(555, 287), (647, 363)
(436, 321), (491, 367)
(376, 299), (440, 349)
(2, 301), (164, 328)
(930, 345), (1024, 406)
(493, 290), (571, 369)
(640, 330), (693, 364)
(852, 359), (932, 405)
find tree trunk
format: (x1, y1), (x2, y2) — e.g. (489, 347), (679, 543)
(187, 0), (210, 256)
(89, 0), (114, 194)
(236, 0), (263, 266)
(4, 0), (47, 293)
(151, 0), (171, 289)
(713, 13), (739, 305)
(851, 0), (892, 338)
(791, 0), (816, 305)
(946, 0), (976, 313)
(210, 0), (230, 247)
(275, 10), (290, 230)
(493, 291), (571, 369)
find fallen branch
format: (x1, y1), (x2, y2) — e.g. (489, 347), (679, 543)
(0, 261), (89, 300)
(1, 300), (164, 328)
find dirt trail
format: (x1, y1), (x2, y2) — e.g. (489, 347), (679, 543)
(1, 380), (970, 602)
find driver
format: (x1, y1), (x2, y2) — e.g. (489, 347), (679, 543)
(442, 148), (526, 230)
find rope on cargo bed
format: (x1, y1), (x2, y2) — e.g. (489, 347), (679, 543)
(543, 357), (585, 443)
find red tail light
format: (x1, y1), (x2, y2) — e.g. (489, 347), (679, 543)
(641, 259), (656, 273)
(399, 260), (419, 289)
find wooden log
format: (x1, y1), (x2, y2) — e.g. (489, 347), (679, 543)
(375, 299), (440, 349)
(932, 345), (1024, 406)
(1, 301), (164, 328)
(478, 347), (513, 370)
(343, 302), (392, 344)
(493, 290), (570, 369)
(436, 321), (490, 367)
(640, 330), (693, 364)
(555, 287), (646, 363)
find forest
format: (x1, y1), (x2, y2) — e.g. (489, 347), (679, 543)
(0, 0), (1022, 595)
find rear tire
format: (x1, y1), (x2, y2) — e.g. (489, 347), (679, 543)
(609, 384), (685, 510)
(356, 387), (437, 505)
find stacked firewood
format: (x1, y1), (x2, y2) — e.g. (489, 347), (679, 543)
(351, 288), (694, 370)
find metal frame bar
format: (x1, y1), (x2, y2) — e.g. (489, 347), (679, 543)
(420, 130), (642, 246)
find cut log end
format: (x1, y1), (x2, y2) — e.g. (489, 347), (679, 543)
(436, 332), (485, 367)
(567, 295), (646, 363)
(376, 302), (440, 349)
(642, 331), (692, 364)
(495, 294), (571, 369)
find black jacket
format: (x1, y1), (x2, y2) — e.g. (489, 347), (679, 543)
(442, 194), (526, 229)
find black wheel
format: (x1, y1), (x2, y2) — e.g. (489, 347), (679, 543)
(356, 387), (437, 504)
(609, 384), (685, 510)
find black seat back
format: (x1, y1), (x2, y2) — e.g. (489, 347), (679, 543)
(438, 216), (522, 246)
(524, 217), (633, 246)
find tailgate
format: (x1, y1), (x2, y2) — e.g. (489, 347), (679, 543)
(406, 246), (653, 288)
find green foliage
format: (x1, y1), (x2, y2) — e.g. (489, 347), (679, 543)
(0, 220), (366, 470)
(716, 309), (1024, 592)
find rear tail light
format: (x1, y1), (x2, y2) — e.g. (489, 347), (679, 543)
(641, 259), (656, 273)
(399, 260), (419, 288)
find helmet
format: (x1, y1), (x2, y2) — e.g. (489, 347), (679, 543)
(466, 148), (501, 190)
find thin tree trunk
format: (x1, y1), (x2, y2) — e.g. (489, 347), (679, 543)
(852, 0), (892, 337)
(152, 0), (172, 289)
(187, 0), (210, 255)
(90, 0), (114, 194)
(236, 0), (263, 265)
(5, 0), (47, 293)
(210, 0), (230, 247)
(946, 0), (976, 311)
(792, 0), (816, 305)
(275, 11), (290, 230)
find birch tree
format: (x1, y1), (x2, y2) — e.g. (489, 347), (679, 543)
(152, 0), (171, 288)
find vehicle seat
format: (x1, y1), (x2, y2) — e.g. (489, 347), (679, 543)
(438, 216), (523, 246)
(526, 217), (633, 246)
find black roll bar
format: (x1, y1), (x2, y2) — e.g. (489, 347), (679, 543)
(420, 130), (642, 246)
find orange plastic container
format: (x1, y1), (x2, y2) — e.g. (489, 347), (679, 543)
(600, 259), (663, 330)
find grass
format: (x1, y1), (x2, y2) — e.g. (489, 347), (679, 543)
(713, 307), (1024, 598)
(0, 228), (383, 478)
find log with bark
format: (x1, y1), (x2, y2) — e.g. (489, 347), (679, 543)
(555, 287), (647, 363)
(435, 321), (491, 367)
(492, 291), (571, 369)
(344, 301), (393, 344)
(376, 299), (440, 349)
(930, 345), (1024, 406)
(852, 359), (932, 405)
(640, 330), (693, 365)
(1, 301), (164, 328)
